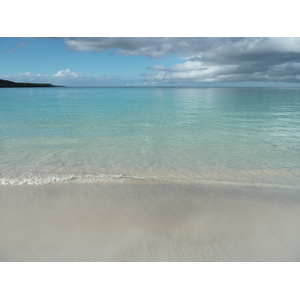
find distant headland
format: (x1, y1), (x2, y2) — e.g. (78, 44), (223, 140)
(0, 79), (64, 88)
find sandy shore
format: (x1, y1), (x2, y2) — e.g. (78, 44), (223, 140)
(0, 181), (299, 261)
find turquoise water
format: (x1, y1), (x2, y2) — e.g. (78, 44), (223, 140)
(1, 87), (300, 186)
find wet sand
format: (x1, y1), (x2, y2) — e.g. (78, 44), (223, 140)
(0, 181), (299, 261)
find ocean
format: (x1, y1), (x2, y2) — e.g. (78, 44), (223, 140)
(2, 86), (300, 262)
(1, 86), (300, 187)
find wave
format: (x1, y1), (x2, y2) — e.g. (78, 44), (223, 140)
(0, 172), (126, 185)
(1, 170), (300, 189)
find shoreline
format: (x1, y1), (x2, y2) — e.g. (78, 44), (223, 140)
(1, 168), (300, 188)
(1, 181), (299, 262)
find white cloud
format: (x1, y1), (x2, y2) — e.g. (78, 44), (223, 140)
(142, 59), (300, 84)
(1, 71), (135, 87)
(4, 42), (26, 53)
(148, 61), (205, 72)
(54, 68), (79, 77)
(17, 43), (26, 48)
(143, 64), (240, 83)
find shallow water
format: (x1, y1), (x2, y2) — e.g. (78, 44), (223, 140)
(1, 87), (300, 186)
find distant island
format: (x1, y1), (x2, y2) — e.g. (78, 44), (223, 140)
(0, 79), (64, 88)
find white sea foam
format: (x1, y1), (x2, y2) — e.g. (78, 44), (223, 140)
(0, 172), (126, 185)
(1, 169), (299, 189)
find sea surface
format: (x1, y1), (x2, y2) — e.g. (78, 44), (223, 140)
(1, 87), (300, 187)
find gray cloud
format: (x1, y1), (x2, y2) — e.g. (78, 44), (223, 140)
(65, 37), (215, 58)
(64, 37), (270, 59)
(64, 37), (300, 84)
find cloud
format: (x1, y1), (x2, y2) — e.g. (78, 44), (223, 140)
(65, 37), (198, 58)
(54, 68), (79, 77)
(141, 38), (300, 84)
(63, 37), (300, 84)
(5, 41), (26, 53)
(1, 70), (133, 87)
(148, 61), (206, 72)
(142, 60), (300, 84)
(3, 38), (300, 85)
(64, 37), (263, 59)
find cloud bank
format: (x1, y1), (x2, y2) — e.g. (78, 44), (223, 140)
(65, 37), (300, 85)
(0, 69), (133, 87)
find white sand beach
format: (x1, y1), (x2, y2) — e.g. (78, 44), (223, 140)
(1, 181), (299, 262)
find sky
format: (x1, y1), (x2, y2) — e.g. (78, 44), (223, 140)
(1, 37), (300, 87)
